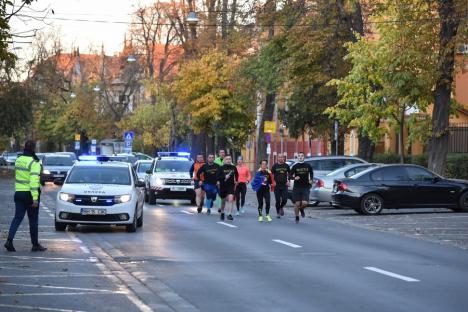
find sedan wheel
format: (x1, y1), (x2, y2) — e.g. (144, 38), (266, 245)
(360, 193), (383, 215)
(457, 192), (468, 212)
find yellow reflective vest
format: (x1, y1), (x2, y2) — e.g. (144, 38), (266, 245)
(15, 155), (41, 200)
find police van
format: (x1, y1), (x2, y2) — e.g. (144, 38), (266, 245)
(145, 152), (195, 205)
(54, 156), (145, 232)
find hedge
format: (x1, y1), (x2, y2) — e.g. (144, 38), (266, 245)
(371, 153), (468, 180)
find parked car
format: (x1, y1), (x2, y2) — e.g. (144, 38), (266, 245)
(0, 152), (20, 166)
(41, 154), (75, 183)
(113, 153), (138, 166)
(332, 164), (468, 215)
(55, 152), (77, 161)
(133, 152), (153, 161)
(288, 156), (367, 205)
(134, 160), (152, 181)
(311, 163), (378, 205)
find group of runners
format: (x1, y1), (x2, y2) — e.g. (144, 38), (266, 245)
(189, 150), (313, 223)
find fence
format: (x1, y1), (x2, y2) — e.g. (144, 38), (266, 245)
(449, 123), (468, 153)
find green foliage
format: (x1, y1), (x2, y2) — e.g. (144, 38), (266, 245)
(446, 155), (468, 180)
(0, 83), (33, 138)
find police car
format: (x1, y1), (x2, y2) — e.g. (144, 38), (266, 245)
(54, 156), (145, 232)
(145, 152), (195, 205)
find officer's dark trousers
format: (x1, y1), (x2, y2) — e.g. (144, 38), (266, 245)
(8, 191), (39, 245)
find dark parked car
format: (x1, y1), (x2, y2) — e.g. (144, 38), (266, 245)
(41, 154), (75, 183)
(332, 164), (468, 215)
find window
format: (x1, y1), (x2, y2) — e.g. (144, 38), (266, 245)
(67, 167), (131, 185)
(154, 160), (192, 173)
(406, 167), (434, 182)
(319, 159), (346, 171)
(43, 156), (75, 166)
(371, 167), (408, 181)
(344, 166), (372, 177)
(137, 162), (152, 173)
(344, 159), (365, 165)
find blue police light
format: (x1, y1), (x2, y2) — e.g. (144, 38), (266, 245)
(78, 155), (97, 161)
(177, 152), (191, 157)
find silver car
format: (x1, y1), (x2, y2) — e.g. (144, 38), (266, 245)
(41, 154), (75, 183)
(310, 163), (378, 205)
(134, 160), (152, 181)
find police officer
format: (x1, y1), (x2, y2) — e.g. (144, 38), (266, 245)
(4, 140), (47, 252)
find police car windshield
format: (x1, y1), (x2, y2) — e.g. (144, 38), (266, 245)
(137, 163), (152, 173)
(155, 160), (192, 173)
(67, 167), (131, 185)
(43, 156), (75, 166)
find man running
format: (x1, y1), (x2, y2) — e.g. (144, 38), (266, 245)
(271, 154), (290, 218)
(197, 154), (220, 214)
(235, 156), (251, 215)
(289, 152), (313, 223)
(217, 155), (238, 221)
(214, 149), (225, 213)
(189, 154), (205, 213)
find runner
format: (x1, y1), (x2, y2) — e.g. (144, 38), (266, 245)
(189, 154), (205, 213)
(217, 155), (238, 221)
(289, 152), (313, 223)
(214, 149), (225, 213)
(196, 154), (220, 214)
(235, 156), (251, 215)
(271, 154), (290, 218)
(251, 159), (275, 222)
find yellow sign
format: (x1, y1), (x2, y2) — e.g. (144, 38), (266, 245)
(75, 134), (81, 141)
(264, 121), (276, 133)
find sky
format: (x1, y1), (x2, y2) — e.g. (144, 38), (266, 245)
(10, 0), (157, 56)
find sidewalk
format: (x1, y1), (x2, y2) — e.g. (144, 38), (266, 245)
(0, 171), (142, 312)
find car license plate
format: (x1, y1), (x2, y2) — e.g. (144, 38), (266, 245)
(81, 208), (106, 215)
(170, 187), (186, 192)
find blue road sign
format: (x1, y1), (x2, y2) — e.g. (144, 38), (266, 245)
(124, 131), (134, 141)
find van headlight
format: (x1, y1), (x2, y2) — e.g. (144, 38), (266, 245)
(154, 177), (164, 186)
(115, 194), (131, 204)
(59, 192), (75, 202)
(43, 169), (51, 174)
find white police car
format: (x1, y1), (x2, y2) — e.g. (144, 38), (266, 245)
(55, 156), (145, 232)
(145, 152), (195, 205)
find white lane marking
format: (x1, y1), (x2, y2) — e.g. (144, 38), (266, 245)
(217, 222), (238, 228)
(0, 274), (110, 278)
(0, 291), (126, 297)
(364, 267), (420, 282)
(0, 255), (91, 261)
(0, 303), (87, 312)
(0, 282), (124, 293)
(272, 239), (302, 248)
(72, 237), (83, 243)
(80, 246), (90, 254)
(182, 210), (194, 214)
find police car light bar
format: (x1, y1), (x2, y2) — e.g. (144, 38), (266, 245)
(78, 155), (111, 162)
(157, 152), (191, 158)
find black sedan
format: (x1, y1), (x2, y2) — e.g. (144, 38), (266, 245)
(332, 164), (468, 215)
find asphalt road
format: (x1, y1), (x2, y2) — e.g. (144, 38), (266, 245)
(2, 176), (468, 311)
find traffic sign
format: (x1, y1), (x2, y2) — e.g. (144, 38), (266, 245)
(265, 133), (271, 143)
(75, 134), (81, 141)
(124, 131), (134, 141)
(91, 139), (97, 155)
(266, 143), (271, 155)
(74, 141), (80, 151)
(264, 121), (276, 134)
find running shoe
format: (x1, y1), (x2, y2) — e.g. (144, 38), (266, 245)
(277, 215), (281, 219)
(280, 208), (284, 216)
(300, 207), (305, 218)
(236, 211), (240, 216)
(218, 208), (221, 213)
(206, 209), (211, 215)
(197, 207), (202, 213)
(295, 216), (300, 223)
(266, 215), (272, 222)
(240, 208), (245, 214)
(227, 215), (234, 221)
(220, 213), (225, 221)
(258, 216), (263, 222)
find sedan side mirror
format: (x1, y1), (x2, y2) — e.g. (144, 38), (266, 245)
(432, 176), (441, 183)
(53, 178), (64, 186)
(136, 179), (145, 188)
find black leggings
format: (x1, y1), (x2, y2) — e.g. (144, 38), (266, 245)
(235, 182), (247, 210)
(256, 186), (270, 216)
(274, 185), (288, 213)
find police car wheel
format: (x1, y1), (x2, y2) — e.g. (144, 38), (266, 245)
(126, 209), (138, 233)
(137, 211), (143, 227)
(55, 220), (66, 231)
(148, 189), (156, 205)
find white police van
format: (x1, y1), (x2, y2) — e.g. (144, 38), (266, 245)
(55, 156), (145, 232)
(145, 152), (195, 205)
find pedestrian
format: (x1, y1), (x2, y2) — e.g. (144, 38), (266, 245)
(217, 156), (238, 221)
(272, 154), (290, 218)
(289, 152), (313, 223)
(251, 159), (275, 222)
(235, 156), (251, 215)
(197, 154), (220, 214)
(214, 149), (225, 213)
(190, 154), (206, 213)
(4, 140), (47, 252)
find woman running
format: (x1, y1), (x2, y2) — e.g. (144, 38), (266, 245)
(251, 159), (275, 222)
(235, 156), (251, 215)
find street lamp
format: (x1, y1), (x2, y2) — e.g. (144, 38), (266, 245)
(93, 85), (101, 92)
(127, 55), (137, 62)
(187, 11), (199, 26)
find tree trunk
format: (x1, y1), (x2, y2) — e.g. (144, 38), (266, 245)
(358, 135), (375, 161)
(399, 107), (405, 164)
(428, 0), (460, 175)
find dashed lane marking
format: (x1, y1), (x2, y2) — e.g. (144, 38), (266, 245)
(0, 282), (127, 294)
(272, 239), (302, 248)
(0, 291), (127, 297)
(0, 303), (87, 312)
(217, 222), (238, 228)
(364, 267), (420, 282)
